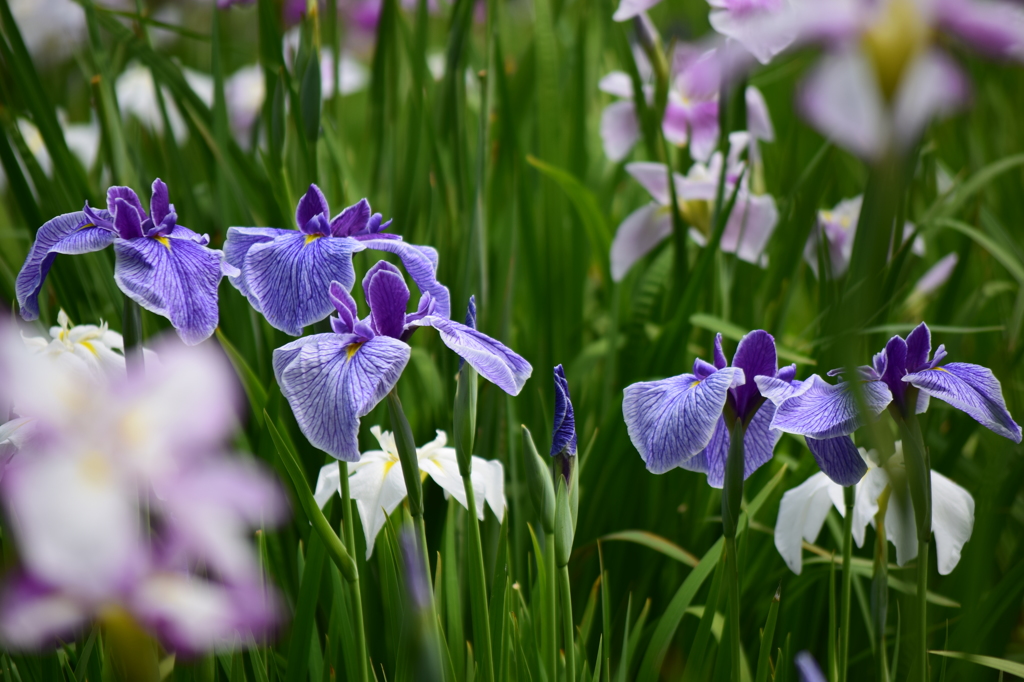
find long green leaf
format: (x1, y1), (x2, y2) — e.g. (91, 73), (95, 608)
(929, 651), (1024, 677)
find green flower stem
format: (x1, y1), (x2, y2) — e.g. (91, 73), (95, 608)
(122, 296), (144, 377)
(724, 535), (742, 682)
(558, 564), (576, 682)
(874, 496), (891, 682)
(546, 532), (558, 682)
(916, 539), (930, 682)
(722, 419), (745, 682)
(339, 461), (369, 682)
(839, 484), (855, 682)
(462, 474), (496, 682)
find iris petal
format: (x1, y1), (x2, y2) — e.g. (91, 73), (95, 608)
(805, 435), (867, 486)
(414, 316), (532, 395)
(770, 374), (892, 439)
(904, 362), (1022, 442)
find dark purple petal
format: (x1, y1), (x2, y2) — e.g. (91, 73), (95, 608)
(15, 212), (115, 320)
(551, 365), (577, 457)
(113, 236), (224, 345)
(622, 367), (744, 474)
(770, 374), (892, 439)
(905, 363), (1023, 442)
(731, 329), (778, 419)
(879, 334), (908, 404)
(363, 261), (410, 339)
(150, 178), (171, 225)
(329, 281), (360, 334)
(274, 334), (411, 461)
(713, 333), (728, 369)
(465, 295), (477, 329)
(693, 358), (718, 379)
(415, 316), (532, 395)
(113, 197), (145, 239)
(330, 198), (372, 237)
(905, 322), (931, 371)
(358, 239), (451, 320)
(244, 232), (361, 336)
(222, 226), (296, 307)
(0, 574), (89, 650)
(107, 185), (145, 218)
(805, 435), (866, 486)
(295, 184), (330, 232)
(777, 364), (797, 382)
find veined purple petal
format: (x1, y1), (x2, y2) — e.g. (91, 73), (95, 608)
(113, 197), (145, 240)
(905, 322), (932, 371)
(551, 365), (577, 457)
(730, 329), (777, 419)
(935, 0), (1024, 60)
(113, 236), (224, 345)
(330, 198), (372, 237)
(770, 374), (892, 439)
(879, 334), (909, 404)
(892, 50), (969, 150)
(222, 227), (296, 307)
(713, 333), (728, 369)
(805, 435), (867, 486)
(905, 363), (1023, 442)
(415, 316), (532, 395)
(601, 101), (641, 162)
(755, 374), (809, 405)
(107, 185), (145, 218)
(700, 401), (781, 488)
(364, 261), (410, 339)
(623, 367), (744, 474)
(244, 232), (361, 336)
(610, 204), (673, 282)
(16, 212), (115, 320)
(357, 238), (451, 320)
(329, 281), (360, 334)
(274, 334), (411, 461)
(295, 184), (330, 232)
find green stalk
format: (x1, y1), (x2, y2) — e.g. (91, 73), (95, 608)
(839, 485), (855, 682)
(463, 475), (496, 682)
(724, 536), (742, 682)
(339, 461), (369, 682)
(873, 491), (891, 682)
(916, 539), (930, 682)
(559, 564), (576, 682)
(546, 532), (558, 682)
(122, 296), (144, 377)
(722, 419), (745, 682)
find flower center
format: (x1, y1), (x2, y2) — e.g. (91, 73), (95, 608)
(862, 0), (931, 100)
(305, 234), (323, 245)
(154, 236), (171, 250)
(680, 199), (712, 235)
(346, 342), (363, 360)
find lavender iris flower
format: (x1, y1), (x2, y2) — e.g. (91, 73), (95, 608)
(551, 365), (577, 458)
(225, 184), (448, 336)
(794, 652), (827, 682)
(273, 263), (532, 461)
(15, 180), (235, 346)
(763, 322), (1022, 449)
(623, 330), (790, 486)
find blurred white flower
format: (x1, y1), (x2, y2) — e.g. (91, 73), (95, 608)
(314, 426), (505, 559)
(116, 64), (214, 143)
(23, 309), (126, 377)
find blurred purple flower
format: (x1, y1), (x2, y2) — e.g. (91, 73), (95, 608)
(623, 330), (792, 486)
(273, 264), (532, 461)
(912, 252), (959, 298)
(795, 651), (827, 682)
(225, 184), (448, 335)
(708, 0), (795, 64)
(15, 180), (236, 346)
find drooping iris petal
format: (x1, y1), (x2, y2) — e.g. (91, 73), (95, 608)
(686, 99), (722, 163)
(754, 374), (806, 405)
(15, 212), (116, 320)
(598, 71), (635, 99)
(623, 367), (745, 474)
(626, 162), (674, 205)
(771, 374), (893, 439)
(797, 49), (888, 161)
(805, 435), (867, 486)
(349, 448), (409, 559)
(730, 330), (777, 418)
(775, 471), (844, 574)
(357, 238), (451, 320)
(610, 204), (673, 282)
(904, 363), (1022, 442)
(471, 456), (506, 521)
(892, 50), (969, 149)
(274, 334), (411, 461)
(243, 232), (362, 336)
(722, 192), (779, 266)
(934, 0), (1024, 60)
(931, 471), (975, 575)
(113, 236), (224, 346)
(0, 575), (91, 649)
(709, 0), (795, 65)
(601, 100), (641, 162)
(662, 101), (690, 148)
(551, 365), (577, 456)
(415, 316), (532, 395)
(223, 227), (295, 307)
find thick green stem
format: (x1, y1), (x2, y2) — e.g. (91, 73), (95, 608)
(724, 535), (742, 682)
(463, 475), (495, 682)
(558, 564), (576, 682)
(545, 532), (558, 682)
(339, 462), (369, 682)
(839, 485), (854, 682)
(122, 296), (144, 377)
(722, 419), (745, 682)
(916, 539), (930, 682)
(873, 489), (891, 682)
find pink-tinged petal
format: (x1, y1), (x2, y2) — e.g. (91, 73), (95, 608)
(709, 3), (796, 64)
(721, 192), (779, 266)
(930, 471), (974, 575)
(601, 101), (641, 162)
(0, 575), (90, 650)
(912, 253), (958, 297)
(798, 49), (888, 161)
(745, 86), (775, 142)
(626, 162), (675, 205)
(612, 0), (661, 22)
(904, 363), (1022, 442)
(662, 100), (690, 148)
(622, 367), (745, 474)
(687, 100), (721, 162)
(935, 0), (1024, 60)
(598, 71), (635, 98)
(892, 50), (969, 149)
(775, 471), (844, 574)
(274, 334), (411, 461)
(610, 204), (673, 281)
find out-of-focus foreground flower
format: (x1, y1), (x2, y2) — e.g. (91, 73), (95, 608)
(0, 329), (287, 652)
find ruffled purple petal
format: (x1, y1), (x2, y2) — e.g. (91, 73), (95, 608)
(730, 329), (777, 419)
(244, 233), (361, 336)
(805, 435), (866, 486)
(905, 363), (1023, 442)
(364, 261), (410, 339)
(274, 334), (411, 461)
(623, 367), (744, 474)
(295, 184), (330, 232)
(113, 236), (225, 345)
(770, 374), (893, 439)
(415, 316), (532, 395)
(223, 227), (296, 308)
(551, 365), (577, 457)
(15, 212), (115, 320)
(357, 238), (451, 320)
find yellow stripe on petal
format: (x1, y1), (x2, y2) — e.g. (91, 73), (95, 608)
(155, 236), (171, 250)
(346, 342), (363, 360)
(305, 234), (322, 245)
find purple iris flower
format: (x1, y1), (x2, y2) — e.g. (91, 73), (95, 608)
(623, 330), (790, 486)
(763, 322), (1022, 455)
(15, 180), (234, 346)
(225, 185), (448, 336)
(551, 365), (577, 458)
(273, 263), (532, 461)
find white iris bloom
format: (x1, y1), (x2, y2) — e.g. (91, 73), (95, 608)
(775, 442), (974, 575)
(314, 426), (506, 559)
(22, 309), (127, 377)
